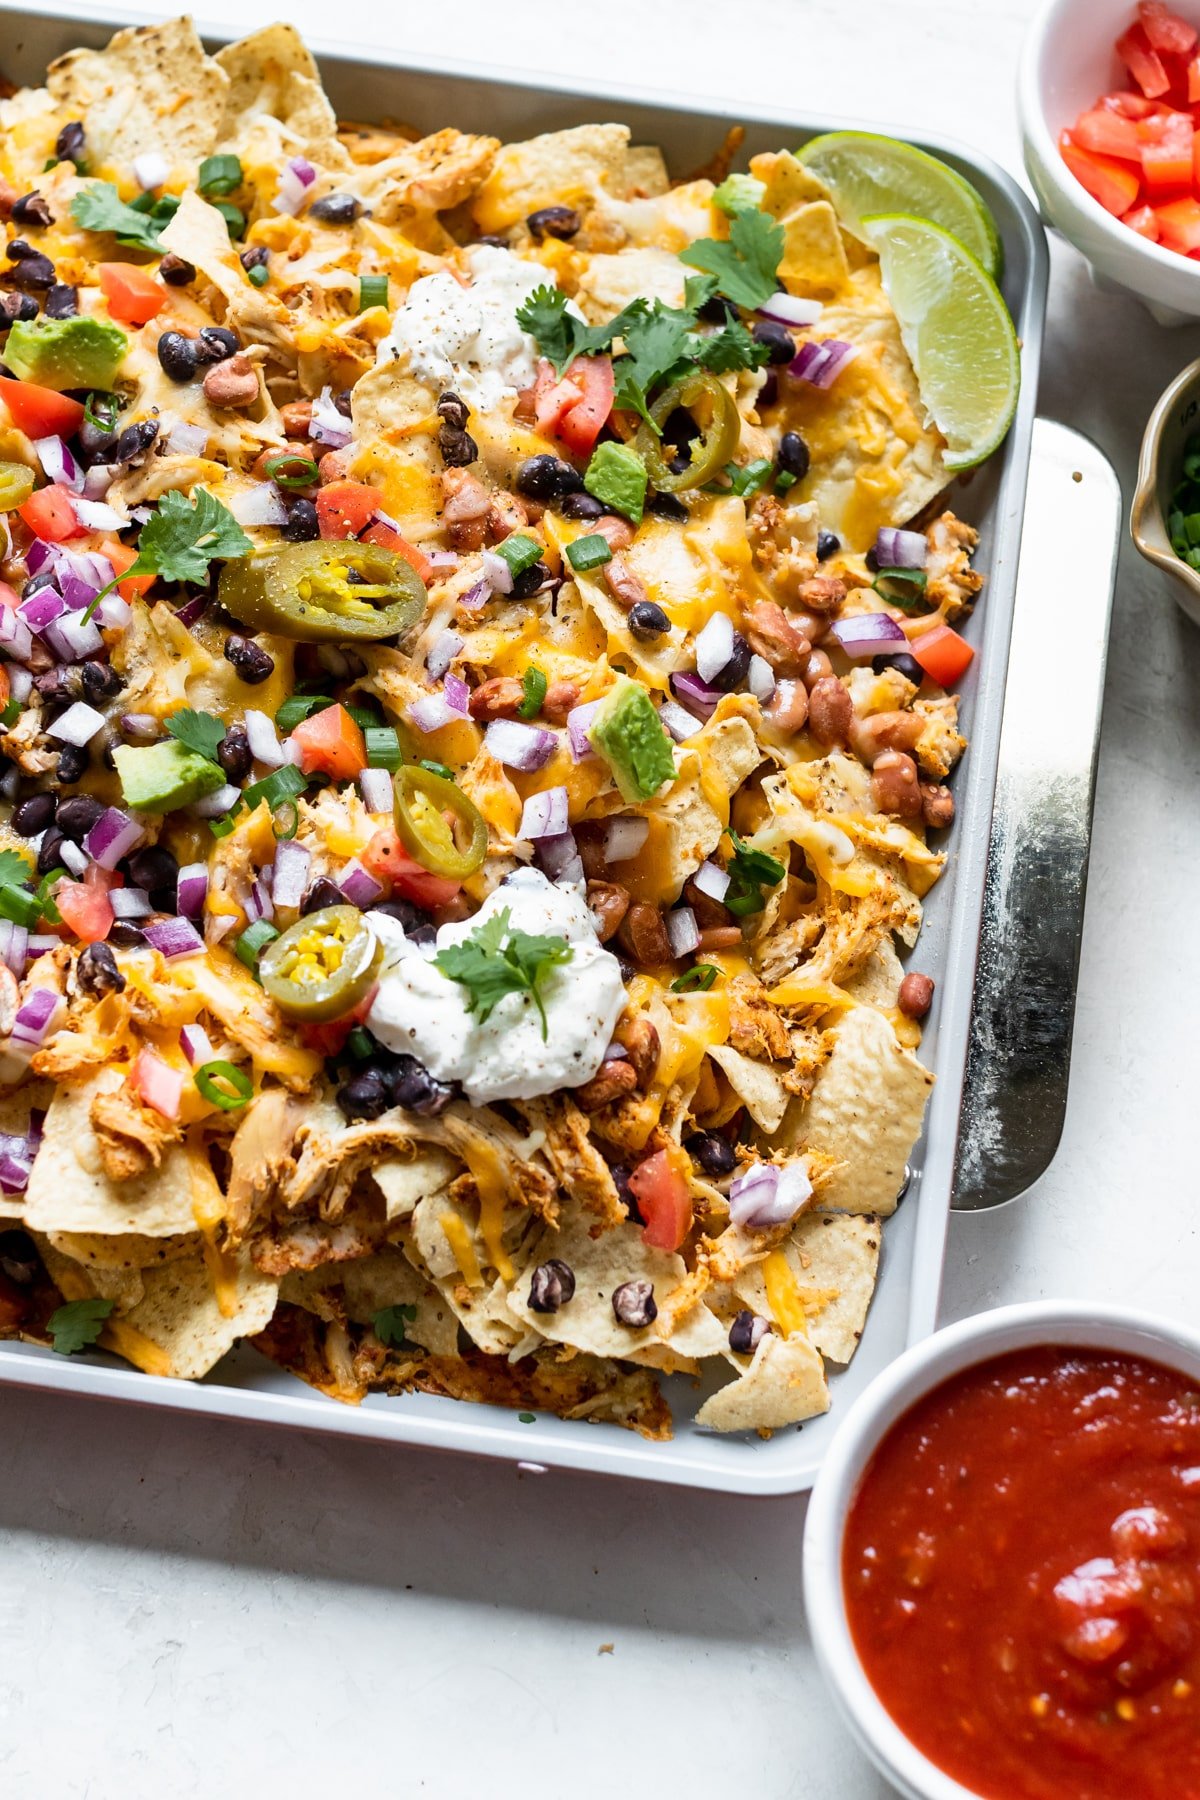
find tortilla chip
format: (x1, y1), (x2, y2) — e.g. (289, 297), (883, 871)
(795, 1005), (932, 1214)
(430, 1271), (524, 1356)
(622, 146), (670, 197)
(373, 1149), (459, 1223)
(735, 1211), (880, 1363)
(112, 1250), (277, 1380)
(750, 149), (831, 216)
(45, 1229), (200, 1271)
(213, 21), (347, 166)
(842, 940), (904, 1012)
(778, 200), (851, 296)
(23, 1076), (202, 1237)
(652, 714), (761, 897)
(472, 123), (632, 234)
(36, 1236), (145, 1309)
(574, 247), (688, 317)
(282, 1246), (458, 1356)
(47, 17), (228, 165)
(696, 1331), (830, 1431)
(708, 1044), (791, 1133)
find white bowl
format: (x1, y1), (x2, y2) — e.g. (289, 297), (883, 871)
(1019, 0), (1200, 324)
(802, 1299), (1200, 1800)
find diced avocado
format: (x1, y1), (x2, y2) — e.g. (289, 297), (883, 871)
(5, 317), (128, 393)
(587, 676), (676, 804)
(113, 741), (226, 813)
(584, 441), (647, 525)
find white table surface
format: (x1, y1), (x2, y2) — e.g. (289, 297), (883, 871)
(3, 0), (1199, 1793)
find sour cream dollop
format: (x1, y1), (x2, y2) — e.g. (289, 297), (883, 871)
(377, 244), (550, 413)
(365, 869), (627, 1106)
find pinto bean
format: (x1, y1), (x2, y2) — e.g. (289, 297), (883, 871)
(789, 608), (828, 646)
(617, 901), (672, 966)
(574, 1058), (639, 1112)
(617, 1016), (660, 1090)
(318, 446), (353, 483)
(795, 574), (847, 615)
(605, 553), (649, 613)
(594, 515), (635, 552)
(442, 468), (490, 551)
(468, 676), (523, 721)
(743, 600), (810, 675)
(487, 490), (529, 541)
(279, 400), (313, 436)
(684, 875), (732, 931)
(202, 352), (260, 409)
(541, 677), (581, 724)
(807, 675), (853, 746)
(852, 708), (924, 764)
(431, 893), (473, 927)
(898, 972), (935, 1018)
(764, 677), (808, 734)
(575, 823), (609, 882)
(871, 750), (923, 818)
(921, 782), (955, 830)
(697, 925), (744, 951)
(586, 880), (630, 942)
(802, 649), (833, 689)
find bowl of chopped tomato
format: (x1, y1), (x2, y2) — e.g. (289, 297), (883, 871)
(804, 1300), (1200, 1800)
(1020, 0), (1200, 322)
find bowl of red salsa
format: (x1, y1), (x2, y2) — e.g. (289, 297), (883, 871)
(803, 1302), (1200, 1800)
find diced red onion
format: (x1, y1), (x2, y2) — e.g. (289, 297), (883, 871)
(71, 496), (124, 533)
(133, 150), (168, 190)
(180, 1023), (213, 1066)
(358, 767), (393, 814)
(339, 858), (384, 909)
(602, 1039), (628, 1061)
(536, 830), (584, 885)
(273, 157), (317, 217)
(24, 540), (54, 577)
(789, 339), (858, 389)
(693, 859), (731, 904)
(83, 463), (115, 499)
(659, 699), (702, 743)
(176, 861), (209, 918)
(119, 712), (159, 743)
(670, 670), (722, 721)
(47, 700), (105, 746)
(458, 580), (492, 611)
(7, 668), (31, 704)
(110, 886), (152, 920)
(758, 291), (824, 327)
(95, 594), (131, 630)
(426, 629), (463, 682)
(694, 610), (735, 684)
(10, 986), (64, 1050)
(244, 708), (285, 768)
(84, 807), (144, 869)
(18, 588), (66, 631)
(166, 421), (208, 456)
(0, 605), (34, 666)
(281, 737), (303, 767)
(290, 156), (316, 186)
(442, 672), (470, 717)
(748, 654), (776, 702)
(130, 504), (154, 525)
(0, 921), (25, 977)
(244, 876), (273, 925)
(666, 905), (700, 957)
(425, 550), (458, 572)
(480, 549), (514, 596)
(230, 484), (289, 528)
(191, 783), (241, 819)
(25, 935), (57, 965)
(309, 386), (352, 448)
(270, 840), (310, 910)
(874, 527), (928, 570)
(566, 700), (601, 761)
(33, 440), (82, 493)
(58, 839), (88, 877)
(729, 1160), (814, 1228)
(405, 693), (461, 735)
(828, 613), (907, 660)
(44, 611), (104, 663)
(484, 718), (556, 771)
(519, 786), (569, 840)
(0, 1152), (31, 1193)
(604, 816), (649, 863)
(143, 917), (205, 959)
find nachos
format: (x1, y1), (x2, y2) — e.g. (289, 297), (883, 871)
(0, 19), (990, 1438)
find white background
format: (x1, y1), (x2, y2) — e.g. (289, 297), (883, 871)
(3, 0), (1200, 1795)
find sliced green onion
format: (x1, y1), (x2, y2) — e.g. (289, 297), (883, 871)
(358, 274), (389, 313)
(199, 154), (243, 197)
(492, 534), (542, 578)
(0, 698), (19, 728)
(209, 809), (241, 840)
(345, 703), (382, 731)
(272, 800), (299, 841)
(727, 458), (773, 498)
(347, 1026), (374, 1060)
(247, 263), (269, 288)
(774, 470), (797, 493)
(242, 763), (307, 815)
(84, 392), (120, 435)
(671, 963), (719, 993)
(517, 667), (547, 719)
(365, 726), (402, 770)
(264, 453), (320, 491)
(276, 694), (333, 733)
(35, 867), (65, 925)
(194, 1059), (254, 1110)
(418, 759), (454, 782)
(235, 919), (278, 972)
(872, 568), (929, 614)
(0, 882), (42, 928)
(214, 201), (246, 240)
(565, 534), (612, 573)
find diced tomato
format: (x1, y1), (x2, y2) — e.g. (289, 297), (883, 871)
(54, 865), (121, 945)
(910, 624), (974, 688)
(1187, 53), (1200, 102)
(532, 363), (585, 435)
(97, 262), (167, 326)
(1074, 107), (1144, 160)
(18, 485), (82, 542)
(315, 479), (380, 540)
(1059, 133), (1142, 216)
(1154, 193), (1200, 249)
(130, 1046), (184, 1121)
(289, 702), (367, 779)
(1123, 202), (1161, 239)
(1117, 24), (1172, 97)
(0, 377), (84, 439)
(629, 1150), (694, 1254)
(359, 517), (435, 582)
(298, 987), (378, 1057)
(0, 583), (20, 613)
(97, 535), (155, 599)
(361, 827), (461, 909)
(1100, 88), (1165, 118)
(555, 356), (615, 456)
(1140, 111), (1194, 190)
(1138, 0), (1197, 56)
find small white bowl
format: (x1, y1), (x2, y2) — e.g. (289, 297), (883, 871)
(803, 1300), (1200, 1800)
(1019, 0), (1200, 324)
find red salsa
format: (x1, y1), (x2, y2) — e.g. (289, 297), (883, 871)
(843, 1346), (1200, 1800)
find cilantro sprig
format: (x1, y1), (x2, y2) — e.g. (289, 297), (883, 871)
(48, 1297), (114, 1356)
(165, 708), (225, 764)
(681, 207), (785, 313)
(434, 907), (572, 1039)
(84, 489), (252, 619)
(514, 288), (646, 379)
(373, 1303), (419, 1350)
(71, 181), (166, 254)
(723, 829), (786, 918)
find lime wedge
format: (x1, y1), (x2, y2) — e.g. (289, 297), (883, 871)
(797, 131), (1002, 281)
(860, 213), (1019, 472)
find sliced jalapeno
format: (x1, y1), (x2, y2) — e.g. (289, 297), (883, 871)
(0, 462), (35, 513)
(634, 372), (740, 494)
(394, 765), (487, 881)
(218, 540), (427, 642)
(258, 904), (383, 1022)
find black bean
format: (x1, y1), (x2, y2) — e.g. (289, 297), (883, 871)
(510, 561), (550, 601)
(333, 390), (353, 419)
(514, 454), (583, 501)
(240, 246), (269, 273)
(113, 420), (158, 465)
(526, 205), (579, 242)
(816, 530), (840, 563)
(871, 651), (924, 685)
(216, 723), (252, 784)
(301, 877), (346, 916)
(23, 572), (59, 602)
(371, 898), (428, 934)
(864, 547), (879, 574)
(157, 330), (198, 382)
(76, 940), (125, 999)
(0, 293), (37, 325)
(55, 794), (103, 843)
(777, 431), (810, 480)
(629, 600), (671, 640)
(107, 921), (146, 948)
(309, 193), (362, 225)
(283, 497), (320, 542)
(475, 234), (508, 248)
(36, 827), (65, 875)
(609, 1161), (638, 1220)
(56, 745), (88, 784)
(127, 846), (178, 893)
(195, 326), (239, 364)
(439, 425), (477, 467)
(407, 924), (436, 950)
(11, 193), (53, 229)
(711, 632), (751, 692)
(55, 122), (85, 165)
(78, 397), (119, 462)
(223, 635), (275, 684)
(698, 293), (738, 324)
(751, 319), (795, 365)
(0, 1227), (38, 1286)
(647, 491), (688, 521)
(11, 792), (55, 837)
(158, 252), (196, 287)
(611, 1278), (656, 1329)
(386, 1054), (454, 1116)
(662, 407), (700, 453)
(729, 1310), (769, 1355)
(560, 491), (605, 521)
(43, 283), (77, 319)
(80, 660), (123, 704)
(757, 371), (778, 409)
(8, 249), (55, 291)
(436, 391), (469, 432)
(528, 1259), (576, 1314)
(336, 1067), (390, 1121)
(685, 1129), (736, 1177)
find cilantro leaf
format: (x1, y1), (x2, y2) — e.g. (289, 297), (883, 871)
(723, 829), (786, 917)
(87, 490), (252, 619)
(690, 319), (770, 377)
(71, 181), (164, 253)
(48, 1296), (114, 1356)
(515, 286), (648, 377)
(518, 666), (547, 719)
(165, 708), (225, 764)
(0, 849), (32, 889)
(612, 303), (695, 425)
(434, 906), (572, 1038)
(681, 207), (785, 312)
(373, 1303), (418, 1349)
(683, 273), (719, 312)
